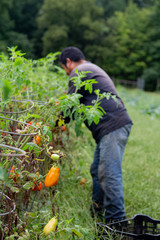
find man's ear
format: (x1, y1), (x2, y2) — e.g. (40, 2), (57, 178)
(66, 58), (72, 67)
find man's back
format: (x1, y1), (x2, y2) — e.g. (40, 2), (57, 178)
(68, 61), (132, 143)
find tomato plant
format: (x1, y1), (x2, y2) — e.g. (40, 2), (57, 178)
(0, 47), (109, 239)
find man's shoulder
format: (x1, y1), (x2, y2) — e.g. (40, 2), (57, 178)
(71, 62), (104, 76)
(77, 61), (97, 70)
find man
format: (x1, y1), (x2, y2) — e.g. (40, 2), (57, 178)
(58, 46), (133, 223)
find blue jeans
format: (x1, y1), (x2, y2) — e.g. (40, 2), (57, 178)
(90, 124), (132, 222)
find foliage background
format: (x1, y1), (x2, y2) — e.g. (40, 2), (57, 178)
(0, 0), (160, 90)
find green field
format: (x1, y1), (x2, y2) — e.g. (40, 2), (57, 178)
(120, 88), (160, 218)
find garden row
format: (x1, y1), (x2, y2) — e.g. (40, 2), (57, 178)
(0, 48), (70, 239)
(0, 48), (107, 239)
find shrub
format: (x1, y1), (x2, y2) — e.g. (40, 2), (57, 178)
(142, 68), (158, 91)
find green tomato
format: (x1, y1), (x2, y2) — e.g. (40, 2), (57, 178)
(51, 154), (60, 161)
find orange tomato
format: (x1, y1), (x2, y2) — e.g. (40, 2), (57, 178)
(55, 101), (60, 106)
(27, 121), (33, 125)
(10, 166), (15, 173)
(34, 135), (41, 146)
(45, 166), (60, 187)
(61, 126), (66, 131)
(9, 166), (19, 182)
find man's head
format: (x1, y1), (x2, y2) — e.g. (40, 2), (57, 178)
(59, 47), (86, 75)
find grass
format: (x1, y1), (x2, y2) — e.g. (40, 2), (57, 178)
(40, 86), (160, 239)
(120, 88), (160, 219)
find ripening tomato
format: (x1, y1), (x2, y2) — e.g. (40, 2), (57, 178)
(38, 181), (43, 191)
(1, 132), (7, 136)
(55, 101), (60, 106)
(27, 121), (33, 125)
(32, 182), (38, 191)
(9, 166), (19, 182)
(10, 166), (15, 173)
(13, 174), (19, 182)
(61, 126), (66, 131)
(33, 135), (41, 146)
(32, 181), (43, 191)
(45, 166), (60, 187)
(43, 217), (58, 236)
(36, 135), (41, 145)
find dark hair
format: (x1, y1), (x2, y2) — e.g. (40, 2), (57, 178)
(59, 46), (85, 65)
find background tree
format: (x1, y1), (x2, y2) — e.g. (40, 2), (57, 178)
(0, 0), (13, 52)
(141, 0), (160, 90)
(134, 0), (155, 7)
(0, 0), (159, 91)
(96, 0), (127, 18)
(9, 0), (43, 58)
(37, 0), (108, 62)
(0, 0), (40, 58)
(103, 2), (149, 80)
(95, 0), (155, 18)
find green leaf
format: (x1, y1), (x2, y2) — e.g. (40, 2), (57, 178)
(72, 228), (83, 237)
(26, 114), (41, 119)
(75, 68), (78, 74)
(0, 166), (8, 183)
(10, 186), (20, 193)
(65, 228), (72, 234)
(93, 115), (100, 125)
(23, 142), (42, 157)
(27, 212), (37, 218)
(14, 57), (23, 66)
(2, 79), (12, 101)
(28, 173), (39, 179)
(23, 142), (41, 151)
(59, 95), (67, 100)
(23, 181), (33, 190)
(43, 126), (52, 142)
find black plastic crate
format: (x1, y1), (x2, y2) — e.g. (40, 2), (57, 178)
(97, 214), (160, 240)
